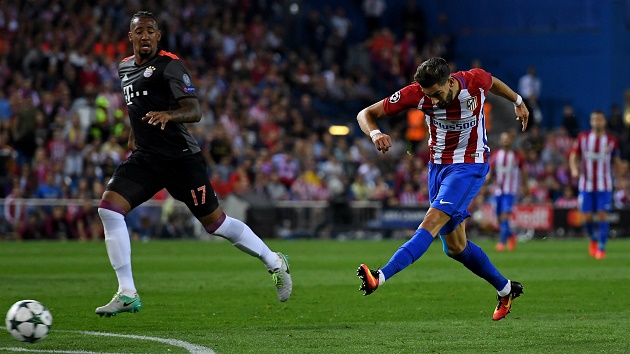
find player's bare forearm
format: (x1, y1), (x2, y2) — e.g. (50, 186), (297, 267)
(521, 170), (530, 194)
(142, 98), (201, 130)
(569, 152), (579, 178)
(357, 100), (393, 154)
(167, 98), (202, 123)
(357, 101), (385, 135)
(490, 77), (529, 131)
(489, 77), (519, 102)
(613, 156), (623, 177)
(568, 153), (577, 170)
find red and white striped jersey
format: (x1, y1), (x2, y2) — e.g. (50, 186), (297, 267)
(4, 194), (26, 224)
(570, 131), (619, 192)
(489, 149), (523, 196)
(383, 68), (492, 164)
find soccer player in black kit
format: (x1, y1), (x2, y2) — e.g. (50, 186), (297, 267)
(95, 11), (292, 317)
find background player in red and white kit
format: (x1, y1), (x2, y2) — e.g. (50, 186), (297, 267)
(95, 11), (292, 317)
(489, 132), (528, 251)
(356, 57), (529, 320)
(569, 110), (622, 260)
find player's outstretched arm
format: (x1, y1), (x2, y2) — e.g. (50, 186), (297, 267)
(520, 167), (530, 196)
(142, 98), (202, 130)
(489, 77), (530, 132)
(357, 100), (392, 154)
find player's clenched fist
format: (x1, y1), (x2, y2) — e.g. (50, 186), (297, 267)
(372, 132), (392, 154)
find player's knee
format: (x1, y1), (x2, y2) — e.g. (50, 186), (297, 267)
(440, 235), (466, 257)
(421, 209), (449, 234)
(98, 200), (127, 218)
(203, 212), (227, 233)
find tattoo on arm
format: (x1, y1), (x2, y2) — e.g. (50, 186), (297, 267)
(167, 98), (202, 123)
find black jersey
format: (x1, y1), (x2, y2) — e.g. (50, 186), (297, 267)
(119, 49), (201, 159)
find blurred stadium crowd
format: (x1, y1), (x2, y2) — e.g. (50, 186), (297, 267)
(1, 0), (629, 240)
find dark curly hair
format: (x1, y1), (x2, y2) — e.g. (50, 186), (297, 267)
(414, 57), (450, 88)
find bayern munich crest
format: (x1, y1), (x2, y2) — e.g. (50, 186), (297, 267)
(144, 66), (156, 78)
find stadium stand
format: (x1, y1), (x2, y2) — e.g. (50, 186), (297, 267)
(0, 0), (628, 240)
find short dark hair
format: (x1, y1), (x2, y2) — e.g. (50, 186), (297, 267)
(414, 57), (451, 88)
(130, 11), (157, 27)
(591, 109), (606, 118)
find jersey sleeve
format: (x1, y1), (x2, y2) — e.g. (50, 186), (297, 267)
(468, 68), (493, 92)
(570, 133), (583, 155)
(164, 60), (197, 100)
(382, 83), (423, 116)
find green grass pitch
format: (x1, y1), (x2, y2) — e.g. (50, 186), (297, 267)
(1, 238), (630, 353)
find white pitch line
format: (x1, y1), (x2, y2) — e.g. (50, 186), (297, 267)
(0, 347), (108, 354)
(0, 327), (215, 354)
(0, 349), (109, 354)
(67, 330), (215, 354)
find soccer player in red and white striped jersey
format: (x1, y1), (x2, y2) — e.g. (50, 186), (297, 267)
(569, 110), (622, 259)
(489, 132), (527, 251)
(356, 57), (529, 320)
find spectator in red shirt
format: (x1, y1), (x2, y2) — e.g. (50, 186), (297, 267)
(210, 170), (232, 199)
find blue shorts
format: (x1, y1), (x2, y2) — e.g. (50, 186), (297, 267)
(428, 162), (490, 235)
(578, 191), (612, 213)
(495, 194), (515, 216)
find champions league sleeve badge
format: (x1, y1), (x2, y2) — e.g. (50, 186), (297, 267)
(183, 73), (196, 93)
(389, 91), (401, 103)
(183, 74), (191, 86)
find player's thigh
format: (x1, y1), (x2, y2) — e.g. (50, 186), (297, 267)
(427, 163), (443, 202)
(163, 153), (219, 218)
(499, 194), (515, 216)
(495, 195), (508, 216)
(431, 163), (489, 234)
(106, 152), (164, 209)
(595, 191), (612, 212)
(578, 191), (595, 214)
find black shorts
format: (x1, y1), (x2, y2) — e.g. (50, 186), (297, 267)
(106, 151), (219, 218)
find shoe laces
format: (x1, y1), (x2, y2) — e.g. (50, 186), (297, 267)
(496, 295), (509, 304)
(270, 269), (284, 288)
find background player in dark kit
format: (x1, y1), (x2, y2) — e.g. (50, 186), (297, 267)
(95, 11), (292, 317)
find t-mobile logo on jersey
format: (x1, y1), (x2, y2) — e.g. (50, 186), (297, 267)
(123, 84), (148, 105)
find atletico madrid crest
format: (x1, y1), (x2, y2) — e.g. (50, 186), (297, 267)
(466, 97), (478, 111)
